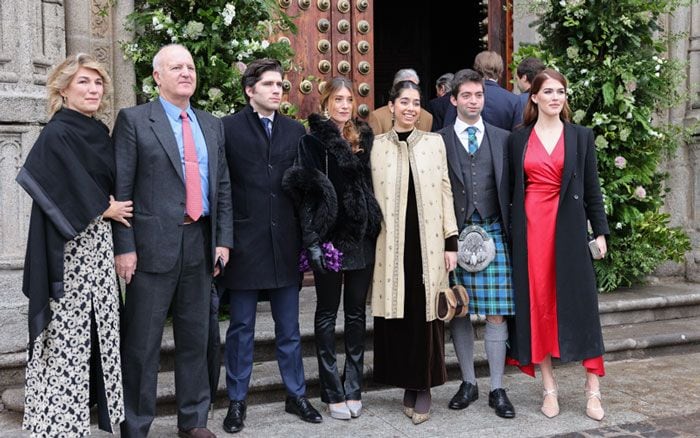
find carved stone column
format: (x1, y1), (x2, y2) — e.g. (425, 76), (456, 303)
(0, 0), (65, 370)
(682, 3), (700, 282)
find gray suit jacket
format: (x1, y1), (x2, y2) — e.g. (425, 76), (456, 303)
(112, 100), (233, 273)
(439, 121), (511, 233)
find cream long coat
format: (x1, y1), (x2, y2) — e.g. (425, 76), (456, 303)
(370, 129), (458, 321)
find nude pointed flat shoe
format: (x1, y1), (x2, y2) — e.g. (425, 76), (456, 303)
(403, 406), (414, 418)
(541, 387), (559, 418)
(411, 410), (430, 425)
(585, 389), (605, 421)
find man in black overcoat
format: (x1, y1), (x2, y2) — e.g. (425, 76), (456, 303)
(219, 59), (322, 434)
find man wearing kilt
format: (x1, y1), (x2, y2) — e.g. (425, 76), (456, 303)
(439, 69), (515, 419)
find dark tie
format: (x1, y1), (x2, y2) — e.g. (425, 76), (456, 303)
(262, 117), (272, 139)
(180, 111), (203, 220)
(467, 126), (478, 154)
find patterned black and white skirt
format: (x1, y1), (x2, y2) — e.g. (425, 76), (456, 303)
(23, 217), (124, 437)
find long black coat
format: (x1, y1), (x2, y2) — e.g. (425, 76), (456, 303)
(220, 105), (306, 289)
(508, 123), (610, 365)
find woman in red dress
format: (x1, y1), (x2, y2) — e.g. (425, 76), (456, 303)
(508, 69), (609, 421)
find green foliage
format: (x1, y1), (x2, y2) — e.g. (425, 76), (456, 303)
(121, 0), (296, 117)
(519, 0), (692, 291)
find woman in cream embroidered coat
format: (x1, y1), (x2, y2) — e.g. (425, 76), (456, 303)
(371, 130), (458, 320)
(370, 80), (458, 425)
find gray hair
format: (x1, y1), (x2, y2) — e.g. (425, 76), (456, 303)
(152, 44), (191, 71)
(436, 72), (454, 91)
(393, 68), (420, 85)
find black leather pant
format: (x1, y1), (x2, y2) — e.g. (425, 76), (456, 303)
(313, 265), (373, 403)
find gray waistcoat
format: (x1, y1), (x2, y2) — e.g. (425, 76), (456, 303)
(457, 132), (499, 221)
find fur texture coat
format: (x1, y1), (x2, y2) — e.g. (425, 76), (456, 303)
(282, 113), (382, 270)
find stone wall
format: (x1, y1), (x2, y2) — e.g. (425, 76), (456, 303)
(0, 0), (66, 364)
(0, 0), (136, 394)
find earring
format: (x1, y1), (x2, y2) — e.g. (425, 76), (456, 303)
(322, 108), (330, 120)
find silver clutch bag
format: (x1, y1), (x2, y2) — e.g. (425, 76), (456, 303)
(457, 224), (496, 272)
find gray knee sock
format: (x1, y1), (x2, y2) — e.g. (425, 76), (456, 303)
(484, 320), (508, 390)
(450, 317), (476, 384)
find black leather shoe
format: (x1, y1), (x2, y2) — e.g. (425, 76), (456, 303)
(488, 388), (515, 419)
(285, 396), (323, 423)
(448, 381), (479, 410)
(223, 400), (246, 433)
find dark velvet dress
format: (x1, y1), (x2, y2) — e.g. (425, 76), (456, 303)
(373, 131), (448, 390)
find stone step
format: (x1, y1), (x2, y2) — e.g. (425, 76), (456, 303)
(7, 313), (699, 414)
(4, 282), (700, 413)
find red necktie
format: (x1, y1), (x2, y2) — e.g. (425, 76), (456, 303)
(181, 111), (203, 221)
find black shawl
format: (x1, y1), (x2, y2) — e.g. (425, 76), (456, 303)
(17, 108), (114, 356)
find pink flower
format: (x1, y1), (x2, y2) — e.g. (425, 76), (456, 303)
(633, 186), (646, 200)
(614, 156), (627, 169)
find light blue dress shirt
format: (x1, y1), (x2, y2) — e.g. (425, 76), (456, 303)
(159, 97), (210, 216)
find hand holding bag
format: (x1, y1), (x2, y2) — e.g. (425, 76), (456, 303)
(436, 271), (470, 322)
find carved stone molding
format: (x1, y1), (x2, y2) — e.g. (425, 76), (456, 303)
(0, 126), (41, 269)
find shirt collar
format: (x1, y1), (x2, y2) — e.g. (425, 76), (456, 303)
(454, 116), (485, 134)
(159, 96), (193, 121)
(257, 111), (275, 123)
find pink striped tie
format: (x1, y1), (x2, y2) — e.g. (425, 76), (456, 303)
(181, 111), (203, 221)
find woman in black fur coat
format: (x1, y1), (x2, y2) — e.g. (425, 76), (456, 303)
(283, 77), (381, 420)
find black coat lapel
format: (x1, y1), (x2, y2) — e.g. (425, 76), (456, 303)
(559, 123), (576, 206)
(149, 101), (184, 182)
(485, 125), (503, 189)
(242, 105), (270, 159)
(195, 108), (216, 199)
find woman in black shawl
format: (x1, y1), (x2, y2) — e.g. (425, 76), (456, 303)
(17, 53), (132, 437)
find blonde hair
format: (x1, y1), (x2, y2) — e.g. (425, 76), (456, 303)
(46, 53), (112, 117)
(319, 77), (362, 153)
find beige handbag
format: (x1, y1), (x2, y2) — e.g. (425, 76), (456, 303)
(436, 272), (470, 322)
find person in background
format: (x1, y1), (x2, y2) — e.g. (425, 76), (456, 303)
(507, 69), (609, 421)
(18, 53), (131, 437)
(368, 68), (433, 134)
(283, 77), (381, 421)
(370, 80), (458, 425)
(514, 57), (546, 124)
(220, 59), (322, 434)
(114, 44), (233, 438)
(428, 72), (454, 131)
(439, 69), (515, 419)
(473, 50), (521, 131)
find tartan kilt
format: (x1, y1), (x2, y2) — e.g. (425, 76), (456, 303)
(450, 215), (514, 315)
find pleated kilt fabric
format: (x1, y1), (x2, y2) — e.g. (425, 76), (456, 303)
(450, 213), (514, 316)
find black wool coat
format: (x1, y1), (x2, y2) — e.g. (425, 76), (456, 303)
(507, 122), (610, 365)
(220, 105), (306, 290)
(282, 114), (381, 271)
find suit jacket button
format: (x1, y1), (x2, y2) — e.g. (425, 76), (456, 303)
(574, 194), (579, 200)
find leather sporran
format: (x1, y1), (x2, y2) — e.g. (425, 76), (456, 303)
(457, 224), (496, 272)
(436, 272), (470, 322)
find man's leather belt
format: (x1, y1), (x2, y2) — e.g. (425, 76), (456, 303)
(183, 215), (198, 224)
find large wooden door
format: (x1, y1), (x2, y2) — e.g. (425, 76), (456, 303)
(278, 0), (512, 118)
(278, 0), (374, 119)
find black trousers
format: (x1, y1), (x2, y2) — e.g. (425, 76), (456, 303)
(121, 220), (212, 437)
(313, 265), (373, 403)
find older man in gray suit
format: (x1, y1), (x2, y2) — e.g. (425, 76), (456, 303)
(113, 44), (233, 438)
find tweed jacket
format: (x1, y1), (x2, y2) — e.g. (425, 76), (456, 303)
(370, 129), (458, 321)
